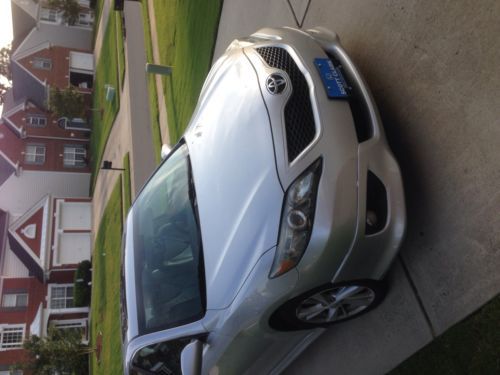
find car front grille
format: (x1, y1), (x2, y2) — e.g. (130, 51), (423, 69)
(325, 53), (373, 143)
(256, 47), (316, 162)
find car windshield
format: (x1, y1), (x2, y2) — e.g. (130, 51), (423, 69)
(132, 143), (205, 335)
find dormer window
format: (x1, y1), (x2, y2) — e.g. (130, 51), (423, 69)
(32, 57), (52, 70)
(27, 114), (47, 127)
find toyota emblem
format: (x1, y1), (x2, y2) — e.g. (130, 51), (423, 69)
(266, 73), (287, 95)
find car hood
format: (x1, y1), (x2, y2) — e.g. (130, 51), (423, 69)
(185, 48), (284, 310)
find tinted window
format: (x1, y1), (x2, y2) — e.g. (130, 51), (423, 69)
(133, 144), (205, 335)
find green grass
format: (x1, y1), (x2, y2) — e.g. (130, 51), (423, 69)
(153, 0), (223, 143)
(140, 0), (162, 164)
(92, 0), (106, 46)
(90, 10), (121, 191)
(90, 177), (123, 375)
(390, 295), (500, 375)
(122, 153), (132, 216)
(116, 12), (126, 88)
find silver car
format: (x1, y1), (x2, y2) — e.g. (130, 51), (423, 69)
(121, 26), (406, 375)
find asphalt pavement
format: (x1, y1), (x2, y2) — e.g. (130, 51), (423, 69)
(214, 0), (500, 373)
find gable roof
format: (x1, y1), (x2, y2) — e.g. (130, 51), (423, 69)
(7, 195), (51, 282)
(11, 59), (47, 109)
(11, 0), (38, 51)
(13, 23), (92, 60)
(0, 153), (17, 187)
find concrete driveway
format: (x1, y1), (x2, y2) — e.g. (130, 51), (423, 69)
(214, 0), (500, 373)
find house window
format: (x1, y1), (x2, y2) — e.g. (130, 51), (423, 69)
(24, 144), (45, 165)
(40, 8), (58, 22)
(0, 325), (24, 350)
(49, 285), (74, 309)
(1, 293), (28, 308)
(63, 145), (87, 167)
(26, 115), (47, 127)
(32, 58), (52, 70)
(77, 12), (90, 26)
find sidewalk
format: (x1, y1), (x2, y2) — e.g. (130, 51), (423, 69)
(92, 1), (157, 233)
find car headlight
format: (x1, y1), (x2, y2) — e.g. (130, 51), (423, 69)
(269, 159), (322, 278)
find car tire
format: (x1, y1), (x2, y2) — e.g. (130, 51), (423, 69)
(270, 279), (387, 331)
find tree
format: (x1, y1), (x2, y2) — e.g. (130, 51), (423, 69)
(0, 45), (12, 105)
(49, 86), (86, 119)
(48, 0), (81, 26)
(17, 328), (90, 375)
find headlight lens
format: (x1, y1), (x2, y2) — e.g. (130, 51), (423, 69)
(269, 159), (322, 278)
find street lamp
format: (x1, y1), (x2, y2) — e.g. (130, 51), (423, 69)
(101, 160), (125, 171)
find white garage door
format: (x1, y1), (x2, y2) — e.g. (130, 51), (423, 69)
(69, 51), (94, 72)
(57, 233), (91, 265)
(59, 202), (91, 230)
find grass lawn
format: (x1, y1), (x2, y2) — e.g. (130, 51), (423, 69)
(153, 0), (223, 142)
(116, 12), (126, 88)
(390, 294), (500, 375)
(92, 0), (106, 46)
(140, 0), (162, 164)
(122, 152), (132, 216)
(90, 177), (124, 375)
(90, 10), (122, 192)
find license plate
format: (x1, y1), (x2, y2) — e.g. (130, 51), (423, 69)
(314, 58), (349, 99)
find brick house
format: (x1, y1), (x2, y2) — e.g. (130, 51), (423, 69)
(0, 1), (96, 372)
(0, 193), (92, 372)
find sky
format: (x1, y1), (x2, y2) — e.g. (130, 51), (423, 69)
(0, 0), (12, 114)
(0, 0), (13, 49)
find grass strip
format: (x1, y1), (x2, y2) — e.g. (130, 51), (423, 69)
(152, 0), (223, 142)
(116, 11), (126, 88)
(140, 0), (162, 164)
(92, 0), (106, 46)
(90, 10), (121, 192)
(90, 177), (124, 375)
(390, 294), (500, 375)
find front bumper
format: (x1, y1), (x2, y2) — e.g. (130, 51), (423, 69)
(243, 27), (406, 292)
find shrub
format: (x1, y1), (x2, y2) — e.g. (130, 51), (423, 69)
(74, 260), (92, 307)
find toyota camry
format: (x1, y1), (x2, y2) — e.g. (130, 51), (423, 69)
(121, 26), (406, 375)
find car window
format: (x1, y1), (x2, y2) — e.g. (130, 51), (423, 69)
(133, 144), (205, 335)
(130, 338), (191, 375)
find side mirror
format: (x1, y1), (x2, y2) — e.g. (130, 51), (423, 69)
(180, 339), (203, 375)
(161, 144), (172, 160)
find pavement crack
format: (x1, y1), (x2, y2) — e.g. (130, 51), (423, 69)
(399, 254), (437, 338)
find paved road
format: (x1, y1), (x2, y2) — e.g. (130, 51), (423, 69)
(123, 1), (158, 195)
(214, 0), (500, 373)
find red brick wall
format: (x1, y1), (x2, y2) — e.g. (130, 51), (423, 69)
(1, 119), (91, 173)
(47, 270), (76, 283)
(7, 104), (90, 139)
(0, 278), (48, 321)
(18, 46), (91, 91)
(0, 349), (30, 370)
